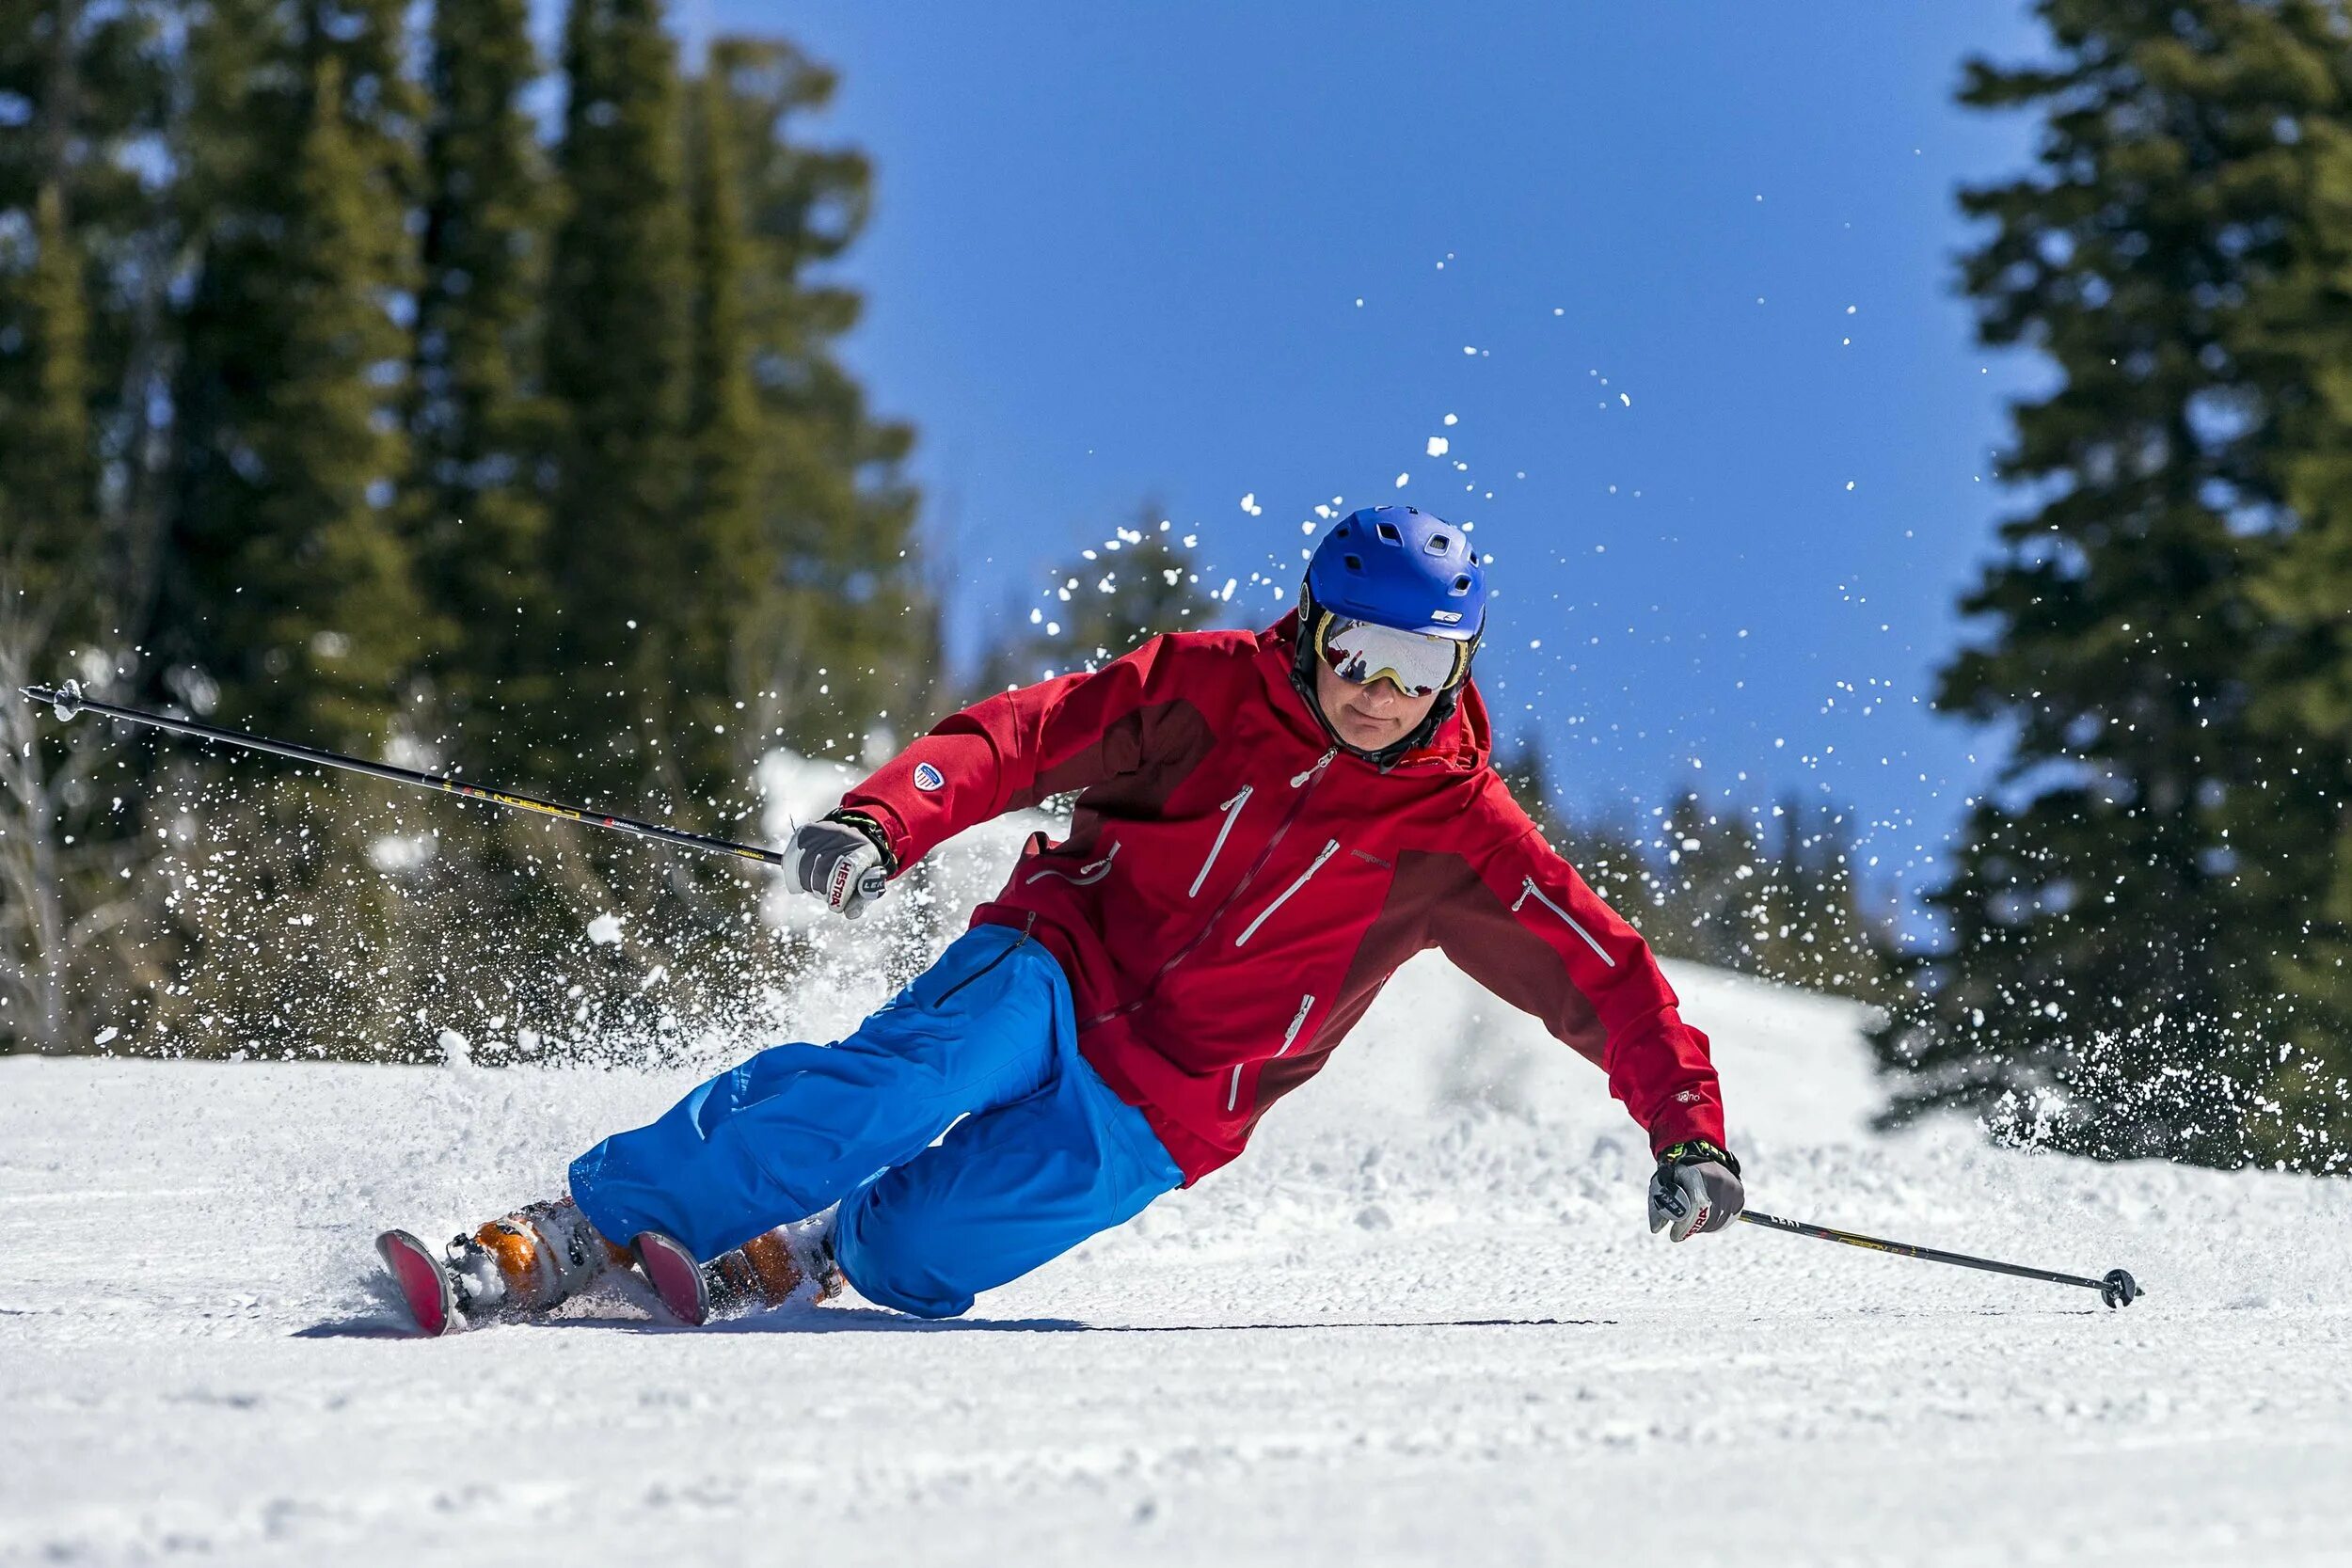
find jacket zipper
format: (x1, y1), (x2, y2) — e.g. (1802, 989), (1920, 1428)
(1187, 786), (1253, 898)
(1279, 992), (1315, 1053)
(1025, 840), (1120, 887)
(1080, 748), (1339, 1031)
(1232, 839), (1340, 947)
(1513, 876), (1615, 968)
(1230, 992), (1317, 1113)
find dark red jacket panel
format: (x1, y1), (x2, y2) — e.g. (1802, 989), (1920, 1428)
(839, 617), (1727, 1182)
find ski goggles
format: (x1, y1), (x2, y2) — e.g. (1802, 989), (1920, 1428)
(1316, 616), (1470, 697)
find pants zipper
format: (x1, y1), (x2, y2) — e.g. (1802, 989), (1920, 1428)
(1232, 839), (1341, 947)
(1187, 785), (1253, 898)
(1513, 876), (1614, 968)
(933, 911), (1038, 1006)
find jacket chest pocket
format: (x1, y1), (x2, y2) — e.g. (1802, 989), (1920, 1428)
(1188, 785), (1253, 897)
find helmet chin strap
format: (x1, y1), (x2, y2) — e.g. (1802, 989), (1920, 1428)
(1289, 599), (1470, 771)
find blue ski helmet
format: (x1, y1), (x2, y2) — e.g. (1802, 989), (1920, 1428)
(1303, 505), (1486, 644)
(1294, 505), (1487, 763)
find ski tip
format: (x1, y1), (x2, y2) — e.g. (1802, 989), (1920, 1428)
(376, 1228), (462, 1338)
(632, 1231), (711, 1327)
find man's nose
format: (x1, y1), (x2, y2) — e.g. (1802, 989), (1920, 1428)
(1359, 677), (1407, 708)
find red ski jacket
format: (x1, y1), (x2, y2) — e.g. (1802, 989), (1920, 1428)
(839, 616), (1726, 1182)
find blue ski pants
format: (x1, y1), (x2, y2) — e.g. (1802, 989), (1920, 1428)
(567, 924), (1184, 1318)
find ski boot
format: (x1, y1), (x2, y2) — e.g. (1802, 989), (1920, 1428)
(633, 1212), (844, 1327)
(378, 1196), (631, 1336)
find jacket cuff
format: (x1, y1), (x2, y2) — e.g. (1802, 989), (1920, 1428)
(1645, 1100), (1727, 1161)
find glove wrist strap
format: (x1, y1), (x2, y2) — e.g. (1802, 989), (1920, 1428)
(1657, 1138), (1740, 1178)
(823, 809), (899, 877)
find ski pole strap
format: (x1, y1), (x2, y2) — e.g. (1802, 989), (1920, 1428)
(1737, 1209), (2142, 1307)
(18, 682), (790, 870)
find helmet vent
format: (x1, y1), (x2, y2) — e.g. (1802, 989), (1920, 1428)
(1343, 553), (1364, 573)
(1426, 533), (1451, 554)
(1451, 574), (1472, 594)
(1375, 520), (1403, 544)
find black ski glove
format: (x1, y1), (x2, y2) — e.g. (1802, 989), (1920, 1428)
(787, 811), (895, 919)
(1646, 1139), (1744, 1242)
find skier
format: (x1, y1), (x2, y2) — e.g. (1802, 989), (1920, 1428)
(378, 506), (1744, 1334)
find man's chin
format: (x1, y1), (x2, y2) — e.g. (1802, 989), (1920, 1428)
(1339, 722), (1405, 751)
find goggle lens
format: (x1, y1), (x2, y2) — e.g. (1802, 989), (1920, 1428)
(1318, 617), (1463, 697)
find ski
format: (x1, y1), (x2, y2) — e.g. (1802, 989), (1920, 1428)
(631, 1231), (712, 1326)
(375, 1228), (466, 1337)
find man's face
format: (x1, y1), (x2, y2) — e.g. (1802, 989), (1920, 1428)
(1313, 657), (1441, 752)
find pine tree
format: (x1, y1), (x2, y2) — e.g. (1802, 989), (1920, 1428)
(678, 63), (768, 785)
(1645, 787), (1769, 973)
(160, 0), (426, 747)
(705, 35), (931, 761)
(977, 515), (1208, 695)
(1768, 801), (1892, 1004)
(1877, 0), (2352, 1167)
(542, 0), (696, 807)
(0, 0), (171, 1051)
(409, 0), (557, 776)
(1749, 796), (1815, 987)
(0, 0), (169, 609)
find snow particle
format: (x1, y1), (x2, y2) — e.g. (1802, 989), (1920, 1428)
(586, 912), (626, 946)
(1394, 472), (1410, 488)
(1426, 436), (1450, 456)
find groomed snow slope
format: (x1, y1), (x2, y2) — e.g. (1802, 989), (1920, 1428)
(7, 945), (2351, 1567)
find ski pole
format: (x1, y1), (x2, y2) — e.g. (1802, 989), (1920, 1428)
(1738, 1208), (2142, 1307)
(16, 680), (872, 889)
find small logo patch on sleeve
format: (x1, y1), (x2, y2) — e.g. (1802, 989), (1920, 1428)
(913, 761), (945, 792)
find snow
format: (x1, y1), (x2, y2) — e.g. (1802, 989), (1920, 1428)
(7, 946), (2352, 1562)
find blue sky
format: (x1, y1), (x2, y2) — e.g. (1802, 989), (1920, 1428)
(660, 3), (2054, 910)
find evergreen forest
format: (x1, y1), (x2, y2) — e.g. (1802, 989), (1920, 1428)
(0, 0), (928, 1061)
(5, 0), (2350, 1178)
